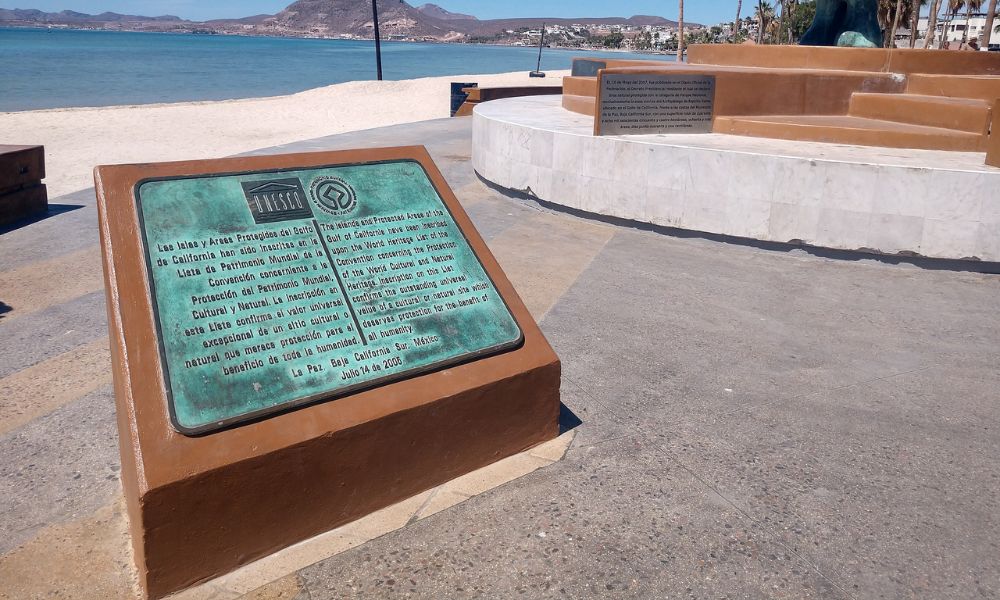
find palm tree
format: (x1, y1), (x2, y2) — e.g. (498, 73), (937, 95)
(878, 0), (912, 46)
(910, 0), (923, 46)
(939, 0), (965, 48)
(982, 0), (998, 46)
(677, 0), (685, 61)
(777, 0), (787, 43)
(786, 0), (798, 42)
(890, 0), (905, 46)
(776, 0), (798, 43)
(963, 0), (984, 42)
(882, 0), (926, 47)
(677, 0), (684, 62)
(756, 0), (775, 43)
(734, 0), (743, 42)
(924, 0), (942, 47)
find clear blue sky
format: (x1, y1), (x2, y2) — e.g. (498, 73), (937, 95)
(10, 1), (732, 25)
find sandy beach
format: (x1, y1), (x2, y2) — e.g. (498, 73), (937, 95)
(0, 70), (567, 198)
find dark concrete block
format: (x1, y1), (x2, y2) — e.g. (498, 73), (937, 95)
(0, 184), (48, 227)
(0, 144), (45, 191)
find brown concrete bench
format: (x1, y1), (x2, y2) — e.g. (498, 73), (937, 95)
(565, 64), (906, 118)
(454, 86), (563, 117)
(688, 45), (1000, 76)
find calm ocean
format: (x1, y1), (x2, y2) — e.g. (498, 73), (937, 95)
(0, 27), (671, 112)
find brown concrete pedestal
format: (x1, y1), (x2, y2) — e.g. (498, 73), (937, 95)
(94, 147), (561, 599)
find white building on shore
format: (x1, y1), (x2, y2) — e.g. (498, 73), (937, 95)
(918, 12), (996, 45)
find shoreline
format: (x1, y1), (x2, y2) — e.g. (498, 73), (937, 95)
(0, 70), (568, 198)
(0, 24), (677, 56)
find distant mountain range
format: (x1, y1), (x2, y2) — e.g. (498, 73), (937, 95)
(0, 2), (690, 40)
(0, 8), (184, 23)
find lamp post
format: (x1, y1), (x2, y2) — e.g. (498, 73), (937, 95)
(372, 0), (383, 80)
(530, 22), (546, 77)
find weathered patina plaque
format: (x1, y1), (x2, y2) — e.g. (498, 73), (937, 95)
(571, 59), (607, 77)
(137, 159), (523, 434)
(597, 73), (716, 136)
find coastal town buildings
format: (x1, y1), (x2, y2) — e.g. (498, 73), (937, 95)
(918, 12), (997, 46)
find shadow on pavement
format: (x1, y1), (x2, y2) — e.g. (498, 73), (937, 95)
(558, 402), (583, 435)
(0, 204), (85, 235)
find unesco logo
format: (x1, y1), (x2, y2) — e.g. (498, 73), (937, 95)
(310, 177), (357, 216)
(240, 178), (313, 224)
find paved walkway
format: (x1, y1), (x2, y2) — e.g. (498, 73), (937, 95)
(2, 118), (999, 599)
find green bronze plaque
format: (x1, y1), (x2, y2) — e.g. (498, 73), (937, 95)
(136, 159), (523, 435)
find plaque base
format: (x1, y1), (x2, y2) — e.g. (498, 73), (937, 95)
(94, 147), (560, 599)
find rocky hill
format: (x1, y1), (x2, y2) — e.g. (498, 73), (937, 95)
(263, 0), (464, 38)
(416, 4), (477, 21)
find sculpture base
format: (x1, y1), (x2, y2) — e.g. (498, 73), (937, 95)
(474, 96), (1000, 262)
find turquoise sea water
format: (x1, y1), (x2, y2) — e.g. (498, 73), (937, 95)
(0, 27), (671, 112)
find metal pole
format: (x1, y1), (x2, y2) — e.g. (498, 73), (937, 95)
(372, 0), (383, 81)
(536, 22), (545, 72)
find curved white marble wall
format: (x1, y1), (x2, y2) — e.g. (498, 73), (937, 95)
(473, 96), (1000, 262)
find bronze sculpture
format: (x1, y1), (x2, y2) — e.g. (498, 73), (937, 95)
(800, 0), (882, 47)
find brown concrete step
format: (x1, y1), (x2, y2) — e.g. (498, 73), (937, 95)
(905, 74), (1000, 101)
(849, 92), (992, 134)
(562, 76), (598, 98)
(713, 114), (986, 151)
(561, 94), (596, 117)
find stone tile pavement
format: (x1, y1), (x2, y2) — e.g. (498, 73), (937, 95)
(1, 117), (999, 599)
